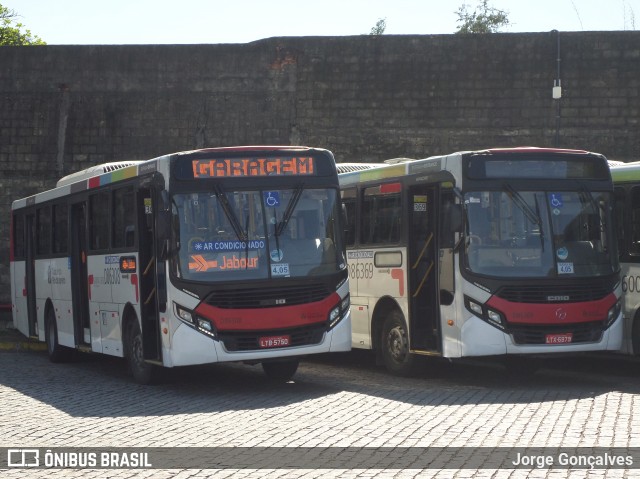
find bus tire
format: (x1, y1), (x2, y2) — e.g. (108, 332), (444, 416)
(381, 311), (415, 376)
(125, 319), (158, 385)
(262, 359), (299, 382)
(45, 309), (71, 363)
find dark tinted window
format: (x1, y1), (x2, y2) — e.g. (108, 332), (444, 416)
(361, 184), (402, 245)
(113, 186), (136, 248)
(53, 203), (68, 254)
(36, 206), (51, 255)
(90, 192), (110, 250)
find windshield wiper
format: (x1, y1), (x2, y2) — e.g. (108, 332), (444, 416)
(578, 183), (603, 230)
(504, 183), (542, 229)
(276, 183), (305, 237)
(213, 185), (247, 242)
(533, 194), (545, 252)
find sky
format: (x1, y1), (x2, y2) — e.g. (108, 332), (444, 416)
(7, 0), (640, 45)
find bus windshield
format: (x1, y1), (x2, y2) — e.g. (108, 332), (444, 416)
(172, 187), (343, 281)
(464, 189), (618, 278)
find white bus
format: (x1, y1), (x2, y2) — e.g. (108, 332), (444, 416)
(609, 161), (640, 355)
(338, 147), (622, 375)
(10, 146), (351, 383)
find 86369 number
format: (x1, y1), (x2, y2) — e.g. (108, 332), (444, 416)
(349, 263), (374, 279)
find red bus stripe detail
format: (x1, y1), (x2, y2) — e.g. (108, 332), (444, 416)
(486, 293), (617, 325)
(194, 292), (341, 331)
(380, 182), (401, 194)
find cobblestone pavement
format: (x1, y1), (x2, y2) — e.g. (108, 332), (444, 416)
(1, 347), (640, 478)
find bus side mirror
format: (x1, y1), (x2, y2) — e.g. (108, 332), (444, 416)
(440, 202), (462, 248)
(156, 190), (171, 260)
(156, 190), (171, 238)
(341, 203), (349, 247)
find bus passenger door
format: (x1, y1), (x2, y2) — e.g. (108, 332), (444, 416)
(407, 185), (440, 352)
(25, 214), (37, 337)
(70, 202), (90, 346)
(138, 187), (161, 361)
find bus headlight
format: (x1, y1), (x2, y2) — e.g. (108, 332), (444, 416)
(464, 295), (505, 331)
(605, 300), (621, 329)
(328, 294), (350, 329)
(175, 303), (194, 324)
(197, 317), (217, 338)
(486, 309), (505, 330)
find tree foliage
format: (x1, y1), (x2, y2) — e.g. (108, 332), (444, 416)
(455, 0), (509, 34)
(1, 4), (45, 45)
(370, 18), (387, 35)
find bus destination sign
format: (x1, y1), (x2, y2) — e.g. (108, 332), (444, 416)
(192, 157), (315, 178)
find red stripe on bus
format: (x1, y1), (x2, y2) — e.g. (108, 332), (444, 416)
(194, 292), (341, 331)
(380, 182), (401, 194)
(486, 293), (617, 325)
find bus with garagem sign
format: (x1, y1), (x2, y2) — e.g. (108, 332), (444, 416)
(10, 146), (351, 383)
(609, 160), (640, 356)
(338, 148), (622, 375)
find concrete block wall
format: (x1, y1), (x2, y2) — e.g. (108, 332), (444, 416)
(1, 32), (639, 301)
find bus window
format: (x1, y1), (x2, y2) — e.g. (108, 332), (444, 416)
(13, 214), (25, 260)
(630, 186), (640, 256)
(90, 192), (110, 250)
(613, 187), (626, 257)
(36, 206), (51, 255)
(113, 186), (136, 249)
(341, 188), (357, 247)
(52, 203), (68, 254)
(362, 185), (402, 245)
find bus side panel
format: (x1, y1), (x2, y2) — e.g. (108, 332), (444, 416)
(350, 303), (371, 348)
(103, 252), (142, 358)
(35, 258), (52, 341)
(11, 260), (29, 337)
(621, 263), (640, 355)
(87, 255), (113, 353)
(439, 250), (461, 357)
(50, 256), (74, 348)
(349, 247), (407, 349)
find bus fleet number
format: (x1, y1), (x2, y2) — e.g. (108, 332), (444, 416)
(349, 263), (374, 280)
(622, 275), (640, 293)
(104, 267), (121, 285)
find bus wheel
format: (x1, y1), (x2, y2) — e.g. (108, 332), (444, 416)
(381, 311), (415, 376)
(125, 320), (157, 384)
(45, 309), (70, 363)
(262, 359), (299, 382)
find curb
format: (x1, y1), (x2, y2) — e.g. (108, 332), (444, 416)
(0, 326), (47, 352)
(0, 339), (47, 352)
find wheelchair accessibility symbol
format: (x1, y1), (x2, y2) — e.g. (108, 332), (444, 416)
(264, 191), (281, 207)
(549, 193), (563, 208)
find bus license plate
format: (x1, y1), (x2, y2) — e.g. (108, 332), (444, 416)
(259, 335), (291, 348)
(545, 333), (573, 344)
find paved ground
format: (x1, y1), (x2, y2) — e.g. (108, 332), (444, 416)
(1, 322), (640, 478)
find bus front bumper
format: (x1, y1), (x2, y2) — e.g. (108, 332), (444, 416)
(459, 312), (624, 357)
(164, 311), (351, 367)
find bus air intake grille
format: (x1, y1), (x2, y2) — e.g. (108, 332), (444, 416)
(218, 325), (326, 352)
(203, 283), (331, 309)
(508, 321), (605, 345)
(496, 284), (611, 303)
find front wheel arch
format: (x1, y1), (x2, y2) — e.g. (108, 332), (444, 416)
(123, 309), (158, 384)
(44, 301), (71, 363)
(380, 308), (416, 376)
